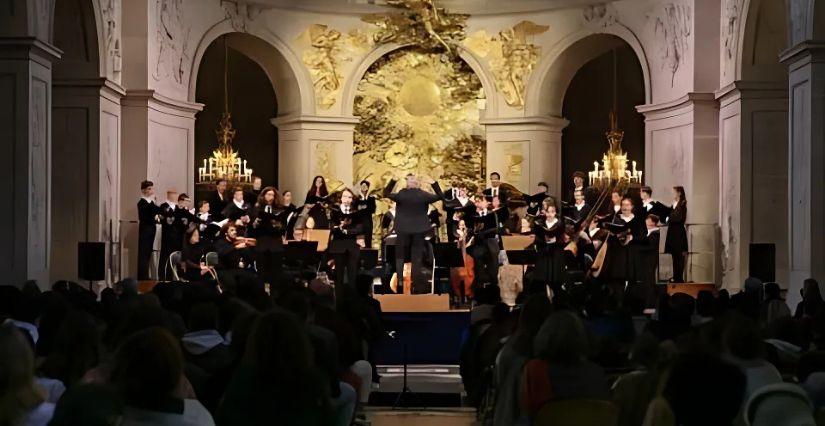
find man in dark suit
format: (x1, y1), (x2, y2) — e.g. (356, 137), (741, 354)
(137, 180), (160, 280)
(383, 174), (444, 294)
(638, 186), (670, 223)
(209, 178), (229, 221)
(356, 180), (377, 248)
(158, 189), (180, 280)
(482, 172), (507, 203)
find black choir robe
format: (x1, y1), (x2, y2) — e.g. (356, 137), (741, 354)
(444, 197), (474, 242)
(222, 200), (251, 222)
(636, 228), (661, 287)
(329, 205), (365, 300)
(137, 198), (161, 280)
(356, 194), (377, 247)
(209, 190), (228, 221)
(532, 217), (565, 287)
(483, 186), (508, 203)
(664, 202), (688, 255)
(638, 200), (670, 223)
(603, 214), (646, 282)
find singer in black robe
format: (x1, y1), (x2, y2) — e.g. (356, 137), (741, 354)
(531, 210), (565, 294)
(250, 187), (287, 289)
(603, 198), (646, 285)
(137, 181), (160, 280)
(665, 188), (689, 282)
(329, 189), (364, 302)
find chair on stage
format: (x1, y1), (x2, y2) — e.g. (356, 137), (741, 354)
(167, 251), (184, 282)
(534, 399), (619, 426)
(204, 251), (222, 293)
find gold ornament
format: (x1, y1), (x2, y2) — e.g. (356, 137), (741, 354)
(463, 20), (549, 109)
(354, 48), (486, 245)
(361, 0), (469, 55)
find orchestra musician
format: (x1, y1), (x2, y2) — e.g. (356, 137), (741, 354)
(526, 182), (552, 217)
(250, 187), (287, 287)
(214, 222), (256, 293)
(383, 174), (444, 294)
(356, 180), (377, 248)
(379, 200), (397, 293)
(491, 195), (509, 236)
(450, 217), (474, 305)
(531, 199), (565, 294)
(305, 175), (331, 229)
(209, 178), (229, 221)
(665, 186), (688, 283)
(281, 190), (299, 240)
(329, 188), (364, 302)
(181, 225), (212, 282)
(137, 180), (161, 280)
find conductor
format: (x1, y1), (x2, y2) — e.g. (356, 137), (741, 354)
(383, 174), (444, 294)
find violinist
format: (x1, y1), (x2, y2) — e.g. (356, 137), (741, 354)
(214, 222), (257, 293)
(530, 199), (565, 294)
(329, 188), (364, 302)
(445, 186), (473, 243)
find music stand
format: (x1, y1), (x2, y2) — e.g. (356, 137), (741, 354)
(305, 229), (331, 252)
(433, 243), (464, 295)
(284, 240), (320, 275)
(502, 235), (536, 274)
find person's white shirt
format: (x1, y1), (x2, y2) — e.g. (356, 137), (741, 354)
(142, 196), (154, 204)
(613, 204), (620, 213)
(575, 202), (585, 211)
(647, 227), (660, 236)
(232, 199), (244, 209)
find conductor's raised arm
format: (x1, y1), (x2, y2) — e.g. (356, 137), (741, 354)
(383, 179), (398, 201)
(427, 180), (445, 204)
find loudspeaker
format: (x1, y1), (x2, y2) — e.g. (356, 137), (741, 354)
(749, 243), (775, 283)
(78, 242), (106, 281)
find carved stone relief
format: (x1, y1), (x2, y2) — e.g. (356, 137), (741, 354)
(462, 21), (549, 109)
(722, 0), (740, 76)
(221, 0), (263, 33)
(298, 25), (372, 109)
(153, 0), (191, 85)
(581, 3), (619, 29)
(101, 0), (122, 75)
(648, 3), (692, 87)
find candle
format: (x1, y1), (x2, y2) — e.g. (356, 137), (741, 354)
(632, 161), (637, 173)
(593, 161), (599, 173)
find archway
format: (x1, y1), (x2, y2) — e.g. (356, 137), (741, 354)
(718, 0), (789, 291)
(51, 0), (107, 282)
(561, 43), (645, 202)
(194, 35), (278, 193)
(352, 47), (486, 243)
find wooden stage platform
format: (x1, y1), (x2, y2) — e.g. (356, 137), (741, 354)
(374, 294), (452, 313)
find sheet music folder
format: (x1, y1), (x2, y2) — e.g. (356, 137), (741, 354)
(502, 235), (536, 265)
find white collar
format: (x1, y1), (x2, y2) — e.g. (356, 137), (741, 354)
(589, 227), (600, 237)
(575, 203), (585, 211)
(621, 213), (635, 222)
(166, 200), (177, 208)
(672, 201), (679, 208)
(574, 186), (583, 191)
(613, 205), (620, 212)
(233, 199), (245, 209)
(647, 227), (660, 236)
(545, 218), (558, 228)
(142, 196), (153, 203)
(457, 196), (469, 205)
(198, 212), (209, 218)
(342, 204), (352, 213)
(643, 199), (655, 207)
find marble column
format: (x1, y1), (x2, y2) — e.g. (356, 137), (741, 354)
(481, 116), (568, 196)
(120, 90), (202, 279)
(781, 42), (825, 307)
(272, 115), (358, 204)
(0, 38), (60, 287)
(716, 81), (789, 291)
(637, 94), (720, 284)
(52, 78), (125, 284)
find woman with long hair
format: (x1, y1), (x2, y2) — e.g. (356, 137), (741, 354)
(0, 324), (55, 426)
(281, 190), (299, 240)
(181, 225), (210, 282)
(305, 176), (330, 229)
(665, 186), (688, 282)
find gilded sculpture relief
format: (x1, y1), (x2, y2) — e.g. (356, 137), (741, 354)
(463, 21), (548, 109)
(354, 48), (485, 196)
(299, 25), (372, 109)
(361, 0), (469, 54)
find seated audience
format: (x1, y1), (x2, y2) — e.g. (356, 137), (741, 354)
(0, 324), (55, 426)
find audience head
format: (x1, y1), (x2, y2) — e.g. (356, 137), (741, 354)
(802, 278), (822, 302)
(48, 383), (123, 426)
(110, 327), (183, 409)
(663, 353), (745, 426)
(764, 282), (782, 301)
(0, 324), (45, 426)
(187, 302), (219, 332)
(534, 311), (589, 364)
(140, 180), (154, 196)
(724, 314), (764, 360)
(695, 290), (715, 317)
(243, 310), (315, 385)
(185, 225), (200, 246)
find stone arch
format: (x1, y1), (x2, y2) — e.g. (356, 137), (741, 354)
(341, 42), (498, 117)
(527, 28), (652, 118)
(738, 0), (789, 82)
(188, 24), (313, 117)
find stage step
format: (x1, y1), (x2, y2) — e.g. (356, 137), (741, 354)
(374, 294), (451, 313)
(664, 282), (717, 298)
(364, 407), (476, 426)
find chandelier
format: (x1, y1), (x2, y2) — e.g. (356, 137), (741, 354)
(587, 49), (642, 189)
(197, 36), (253, 184)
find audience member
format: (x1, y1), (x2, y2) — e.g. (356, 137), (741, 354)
(0, 324), (55, 426)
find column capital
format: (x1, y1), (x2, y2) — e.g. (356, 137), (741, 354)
(123, 90), (203, 119)
(635, 92), (716, 118)
(0, 37), (61, 66)
(270, 114), (359, 131)
(780, 40), (825, 67)
(481, 115), (569, 132)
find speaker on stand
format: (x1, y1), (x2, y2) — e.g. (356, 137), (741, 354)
(749, 243), (776, 283)
(78, 242), (106, 292)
